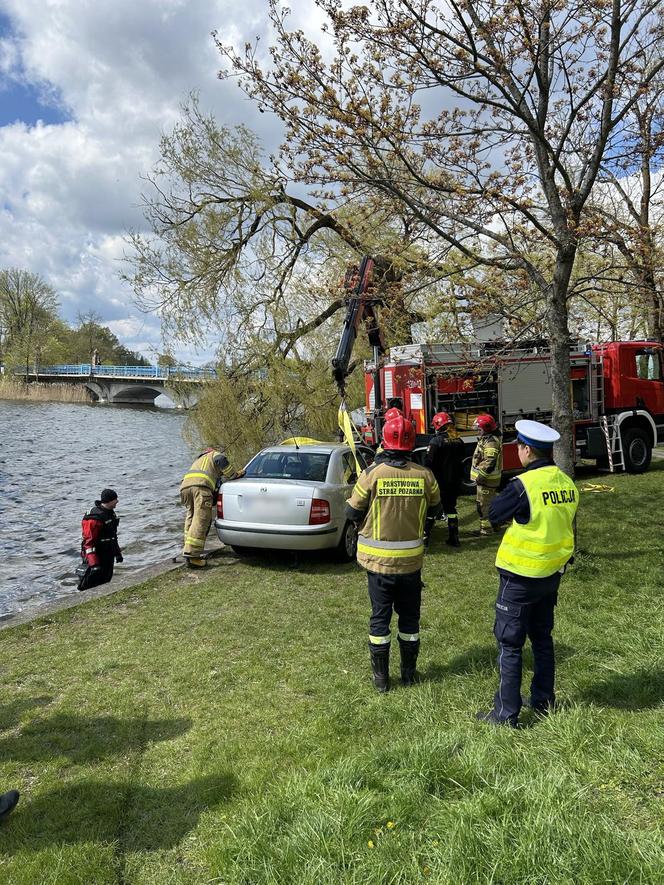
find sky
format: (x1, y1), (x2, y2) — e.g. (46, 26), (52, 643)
(0, 0), (319, 364)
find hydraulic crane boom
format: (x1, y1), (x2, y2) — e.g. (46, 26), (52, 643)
(331, 255), (386, 440)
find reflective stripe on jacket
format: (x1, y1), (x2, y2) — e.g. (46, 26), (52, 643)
(347, 460), (440, 575)
(470, 433), (502, 487)
(180, 450), (235, 492)
(496, 466), (578, 578)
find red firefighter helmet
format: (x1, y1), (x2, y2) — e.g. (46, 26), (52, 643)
(432, 411), (453, 431)
(384, 406), (403, 422)
(381, 414), (416, 452)
(473, 413), (497, 433)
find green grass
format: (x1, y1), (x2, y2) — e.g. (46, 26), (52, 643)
(1, 463), (663, 884)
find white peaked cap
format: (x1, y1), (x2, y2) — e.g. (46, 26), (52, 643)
(515, 419), (560, 448)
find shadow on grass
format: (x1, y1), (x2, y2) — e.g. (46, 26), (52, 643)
(0, 696), (52, 730)
(0, 713), (191, 763)
(581, 667), (664, 710)
(421, 642), (576, 681)
(228, 547), (359, 576)
(2, 772), (236, 853)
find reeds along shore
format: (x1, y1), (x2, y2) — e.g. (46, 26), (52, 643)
(0, 378), (93, 403)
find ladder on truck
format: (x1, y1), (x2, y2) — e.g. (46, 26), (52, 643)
(588, 349), (605, 421)
(600, 414), (624, 472)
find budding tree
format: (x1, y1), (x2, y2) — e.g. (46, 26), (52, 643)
(217, 0), (664, 473)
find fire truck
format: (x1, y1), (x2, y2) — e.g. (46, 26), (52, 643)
(331, 258), (664, 479)
(363, 339), (664, 478)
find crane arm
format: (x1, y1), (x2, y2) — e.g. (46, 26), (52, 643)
(331, 256), (385, 393)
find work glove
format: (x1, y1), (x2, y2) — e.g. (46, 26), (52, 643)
(115, 553), (124, 564)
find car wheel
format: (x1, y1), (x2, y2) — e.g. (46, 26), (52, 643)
(621, 427), (651, 473)
(337, 521), (358, 562)
(230, 545), (255, 557)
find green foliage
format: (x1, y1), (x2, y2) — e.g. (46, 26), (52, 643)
(191, 348), (366, 466)
(0, 464), (662, 882)
(0, 273), (150, 370)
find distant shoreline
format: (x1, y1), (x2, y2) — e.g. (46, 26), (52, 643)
(0, 377), (93, 404)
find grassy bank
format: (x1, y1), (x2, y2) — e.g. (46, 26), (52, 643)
(1, 465), (662, 884)
(0, 377), (93, 403)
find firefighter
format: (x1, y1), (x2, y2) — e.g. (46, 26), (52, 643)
(424, 411), (465, 547)
(471, 414), (503, 535)
(77, 488), (123, 591)
(180, 447), (243, 568)
(476, 420), (578, 727)
(346, 414), (441, 692)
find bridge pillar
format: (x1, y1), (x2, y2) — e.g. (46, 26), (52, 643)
(85, 381), (111, 402)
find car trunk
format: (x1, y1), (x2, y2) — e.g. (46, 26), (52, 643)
(221, 479), (319, 526)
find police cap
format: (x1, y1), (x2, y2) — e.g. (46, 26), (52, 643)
(515, 419), (560, 450)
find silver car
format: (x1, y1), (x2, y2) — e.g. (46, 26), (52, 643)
(214, 443), (374, 560)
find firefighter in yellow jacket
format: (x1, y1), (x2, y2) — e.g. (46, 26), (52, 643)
(180, 448), (242, 568)
(346, 414), (441, 692)
(476, 420), (578, 727)
(471, 414), (503, 535)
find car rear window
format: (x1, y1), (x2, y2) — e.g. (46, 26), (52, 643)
(245, 451), (331, 482)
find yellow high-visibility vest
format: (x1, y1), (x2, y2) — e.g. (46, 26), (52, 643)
(496, 466), (578, 578)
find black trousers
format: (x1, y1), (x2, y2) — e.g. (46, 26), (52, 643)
(77, 555), (115, 591)
(440, 491), (458, 520)
(367, 570), (422, 642)
(492, 571), (560, 722)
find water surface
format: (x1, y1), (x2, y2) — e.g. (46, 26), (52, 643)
(0, 401), (198, 618)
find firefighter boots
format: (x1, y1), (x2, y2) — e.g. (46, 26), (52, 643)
(368, 642), (390, 693)
(399, 637), (420, 686)
(479, 519), (494, 536)
(446, 520), (461, 547)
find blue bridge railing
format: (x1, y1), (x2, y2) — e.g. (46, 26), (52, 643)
(17, 364), (217, 380)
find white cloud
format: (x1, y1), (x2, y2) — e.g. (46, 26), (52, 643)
(0, 0), (326, 361)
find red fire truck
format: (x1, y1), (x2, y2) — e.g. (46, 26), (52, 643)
(330, 256), (663, 478)
(362, 339), (664, 477)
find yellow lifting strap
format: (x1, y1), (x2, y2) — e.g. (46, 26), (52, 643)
(580, 483), (615, 493)
(338, 400), (362, 474)
(280, 437), (323, 446)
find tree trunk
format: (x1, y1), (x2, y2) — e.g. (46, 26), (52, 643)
(548, 247), (576, 477)
(642, 266), (663, 343)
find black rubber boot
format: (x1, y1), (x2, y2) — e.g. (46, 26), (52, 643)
(368, 642), (390, 693)
(0, 790), (19, 821)
(446, 520), (460, 548)
(399, 638), (420, 686)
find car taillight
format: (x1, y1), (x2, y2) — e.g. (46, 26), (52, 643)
(216, 494), (223, 519)
(309, 498), (330, 525)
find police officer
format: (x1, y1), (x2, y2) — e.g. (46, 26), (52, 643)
(424, 411), (465, 547)
(346, 414), (441, 692)
(180, 448), (243, 568)
(471, 414), (503, 535)
(476, 420), (578, 727)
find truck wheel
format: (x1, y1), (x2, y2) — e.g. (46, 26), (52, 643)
(460, 456), (476, 496)
(621, 427), (652, 473)
(336, 520), (358, 562)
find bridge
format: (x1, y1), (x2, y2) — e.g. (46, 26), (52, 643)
(15, 364), (217, 405)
